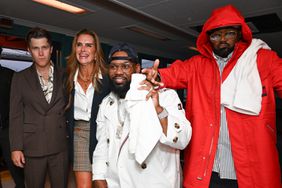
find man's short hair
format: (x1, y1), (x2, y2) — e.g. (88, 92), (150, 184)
(26, 27), (52, 47)
(108, 43), (139, 64)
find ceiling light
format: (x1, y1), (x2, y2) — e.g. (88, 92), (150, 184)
(32, 0), (86, 14)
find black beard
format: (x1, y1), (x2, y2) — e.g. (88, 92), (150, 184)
(213, 46), (234, 58)
(109, 78), (130, 99)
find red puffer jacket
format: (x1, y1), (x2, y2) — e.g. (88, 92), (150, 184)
(159, 5), (282, 188)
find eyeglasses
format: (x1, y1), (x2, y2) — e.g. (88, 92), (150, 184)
(209, 30), (238, 42)
(109, 63), (133, 72)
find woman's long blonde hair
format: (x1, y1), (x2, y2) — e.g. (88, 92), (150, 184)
(66, 29), (107, 108)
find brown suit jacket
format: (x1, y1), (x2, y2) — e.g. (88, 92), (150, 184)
(9, 64), (68, 157)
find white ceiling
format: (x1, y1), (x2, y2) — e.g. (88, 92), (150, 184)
(0, 0), (282, 59)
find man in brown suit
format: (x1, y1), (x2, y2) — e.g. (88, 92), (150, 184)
(9, 27), (68, 188)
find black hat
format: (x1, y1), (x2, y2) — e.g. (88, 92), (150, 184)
(108, 43), (139, 64)
(207, 25), (241, 35)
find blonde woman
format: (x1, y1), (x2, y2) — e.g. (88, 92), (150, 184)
(66, 29), (110, 188)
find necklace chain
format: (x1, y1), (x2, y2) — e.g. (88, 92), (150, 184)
(78, 73), (92, 82)
(78, 73), (93, 91)
(116, 99), (125, 139)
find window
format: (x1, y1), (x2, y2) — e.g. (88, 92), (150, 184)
(0, 47), (32, 72)
(141, 59), (154, 69)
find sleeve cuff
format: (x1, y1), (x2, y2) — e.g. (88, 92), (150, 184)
(92, 174), (106, 181)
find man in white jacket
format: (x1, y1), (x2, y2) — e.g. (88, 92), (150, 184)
(92, 43), (192, 188)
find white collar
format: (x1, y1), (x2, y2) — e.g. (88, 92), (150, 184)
(73, 68), (103, 82)
(213, 51), (233, 62)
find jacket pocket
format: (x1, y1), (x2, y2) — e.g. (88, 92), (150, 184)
(23, 123), (36, 133)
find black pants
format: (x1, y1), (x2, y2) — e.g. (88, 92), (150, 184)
(0, 128), (25, 188)
(209, 172), (238, 188)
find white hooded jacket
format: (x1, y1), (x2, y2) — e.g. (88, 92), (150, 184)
(92, 86), (191, 188)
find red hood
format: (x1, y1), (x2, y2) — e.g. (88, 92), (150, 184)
(196, 5), (253, 58)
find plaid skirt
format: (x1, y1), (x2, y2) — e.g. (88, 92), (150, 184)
(73, 120), (91, 172)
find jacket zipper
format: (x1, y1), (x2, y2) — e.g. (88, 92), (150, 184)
(204, 60), (219, 177)
(197, 59), (219, 180)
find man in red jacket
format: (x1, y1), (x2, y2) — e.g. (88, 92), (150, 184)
(143, 4), (282, 188)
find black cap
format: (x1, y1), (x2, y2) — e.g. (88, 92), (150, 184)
(108, 43), (139, 64)
(207, 25), (241, 35)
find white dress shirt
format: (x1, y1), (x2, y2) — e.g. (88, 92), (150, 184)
(73, 69), (94, 121)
